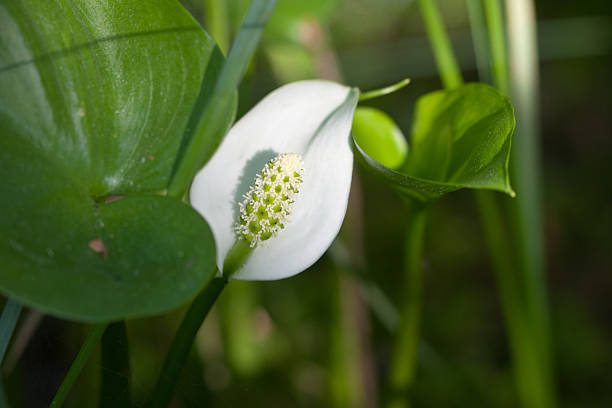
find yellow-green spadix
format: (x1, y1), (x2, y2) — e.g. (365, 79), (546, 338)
(190, 80), (359, 280)
(236, 153), (304, 247)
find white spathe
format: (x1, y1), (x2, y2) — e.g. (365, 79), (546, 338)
(190, 80), (359, 280)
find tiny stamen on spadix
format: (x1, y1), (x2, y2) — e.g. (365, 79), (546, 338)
(236, 153), (304, 247)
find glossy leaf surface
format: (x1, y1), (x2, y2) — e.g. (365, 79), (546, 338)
(354, 83), (515, 203)
(0, 0), (224, 321)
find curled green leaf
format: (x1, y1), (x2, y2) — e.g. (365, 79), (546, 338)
(354, 83), (515, 203)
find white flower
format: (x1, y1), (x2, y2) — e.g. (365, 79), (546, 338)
(190, 80), (359, 280)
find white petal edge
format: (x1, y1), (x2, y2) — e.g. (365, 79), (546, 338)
(190, 80), (358, 280)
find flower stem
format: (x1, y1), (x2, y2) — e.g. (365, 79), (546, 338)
(386, 203), (426, 408)
(0, 298), (22, 365)
(166, 0), (278, 200)
(223, 239), (254, 278)
(100, 321), (131, 408)
(147, 276), (227, 408)
(359, 78), (411, 102)
(50, 323), (108, 408)
(417, 0), (463, 89)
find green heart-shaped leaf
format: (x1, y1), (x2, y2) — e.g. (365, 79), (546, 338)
(354, 83), (515, 203)
(0, 0), (229, 321)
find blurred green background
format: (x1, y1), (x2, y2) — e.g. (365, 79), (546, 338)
(2, 0), (611, 406)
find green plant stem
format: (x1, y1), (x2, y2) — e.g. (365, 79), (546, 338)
(167, 0), (278, 199)
(422, 1), (554, 407)
(469, 1), (554, 407)
(505, 0), (554, 406)
(204, 0), (231, 54)
(477, 191), (553, 408)
(329, 264), (369, 408)
(383, 4), (459, 405)
(50, 323), (108, 408)
(386, 204), (426, 408)
(223, 239), (254, 278)
(0, 298), (22, 365)
(328, 267), (353, 408)
(505, 0), (549, 339)
(466, 0), (492, 84)
(482, 0), (510, 93)
(417, 0), (463, 89)
(359, 78), (411, 102)
(100, 321), (131, 408)
(147, 276), (227, 408)
(217, 281), (261, 377)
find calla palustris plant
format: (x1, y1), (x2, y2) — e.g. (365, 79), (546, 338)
(353, 83), (516, 204)
(0, 0), (361, 321)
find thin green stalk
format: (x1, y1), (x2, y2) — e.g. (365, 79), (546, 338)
(50, 323), (108, 408)
(478, 190), (553, 408)
(100, 321), (131, 408)
(482, 0), (509, 93)
(147, 277), (227, 408)
(469, 1), (554, 407)
(204, 0), (231, 54)
(505, 0), (549, 341)
(0, 299), (22, 365)
(475, 192), (538, 404)
(328, 267), (352, 408)
(417, 0), (463, 89)
(329, 265), (368, 408)
(386, 204), (426, 408)
(223, 239), (254, 277)
(384, 5), (456, 404)
(465, 0), (492, 84)
(359, 78), (411, 102)
(217, 281), (261, 377)
(505, 0), (554, 405)
(421, 1), (553, 407)
(167, 0), (278, 199)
